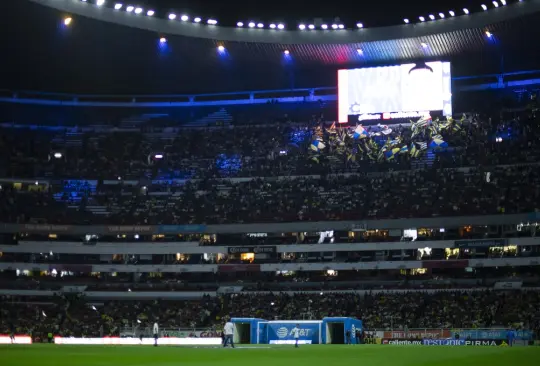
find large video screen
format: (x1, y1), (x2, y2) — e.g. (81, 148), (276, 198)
(338, 61), (452, 123)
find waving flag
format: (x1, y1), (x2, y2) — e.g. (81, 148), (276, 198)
(429, 139), (448, 149)
(310, 140), (326, 151)
(353, 125), (369, 139)
(384, 147), (401, 160)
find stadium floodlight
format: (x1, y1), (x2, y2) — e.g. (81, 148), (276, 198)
(331, 24), (338, 29)
(63, 17), (72, 26)
(439, 13), (445, 18)
(114, 3), (122, 10)
(338, 24), (344, 29)
(501, 0), (506, 4)
(96, 0), (105, 6)
(53, 152), (63, 159)
(463, 8), (469, 14)
(126, 5), (134, 12)
(154, 154), (164, 159)
(356, 22), (363, 28)
(357, 48), (363, 54)
(159, 37), (167, 43)
(134, 7), (142, 14)
(492, 1), (499, 7)
(194, 17), (201, 23)
(277, 23), (285, 29)
(168, 13), (176, 20)
(298, 24), (306, 30)
(237, 21), (244, 27)
(217, 45), (225, 52)
(321, 24), (328, 29)
(180, 15), (189, 21)
(421, 42), (428, 48)
(419, 16), (425, 22)
(146, 10), (154, 16)
(403, 18), (409, 24)
(269, 23), (276, 29)
(449, 10), (455, 16)
(284, 50), (290, 55)
(248, 21), (255, 28)
(485, 30), (493, 38)
(207, 19), (217, 25)
(481, 4), (488, 10)
(429, 14), (435, 20)
(257, 23), (263, 28)
(308, 24), (315, 29)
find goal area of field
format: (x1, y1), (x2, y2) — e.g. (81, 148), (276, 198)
(231, 317), (363, 345)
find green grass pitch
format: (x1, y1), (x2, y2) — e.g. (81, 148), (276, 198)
(1, 344), (539, 366)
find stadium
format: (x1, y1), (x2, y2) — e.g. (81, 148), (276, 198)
(1, 0), (540, 365)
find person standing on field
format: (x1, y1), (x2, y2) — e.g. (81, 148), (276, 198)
(153, 322), (159, 347)
(223, 320), (235, 348)
(292, 324), (301, 348)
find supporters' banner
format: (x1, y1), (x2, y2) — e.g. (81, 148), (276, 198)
(218, 264), (260, 272)
(61, 286), (87, 293)
(0, 335), (32, 344)
(22, 224), (73, 233)
(454, 239), (508, 248)
(217, 286), (243, 294)
(105, 226), (154, 234)
(422, 260), (468, 269)
(493, 281), (523, 290)
(165, 330), (222, 338)
(382, 338), (422, 345)
(452, 330), (533, 340)
(158, 225), (207, 233)
(227, 246), (276, 255)
(383, 329), (451, 339)
(266, 321), (321, 344)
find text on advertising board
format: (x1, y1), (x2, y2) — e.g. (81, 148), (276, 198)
(227, 246), (276, 254)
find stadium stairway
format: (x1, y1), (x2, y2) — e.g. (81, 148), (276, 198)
(183, 108), (233, 127)
(119, 114), (171, 129)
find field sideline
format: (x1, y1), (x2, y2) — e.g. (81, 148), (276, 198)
(1, 344), (540, 366)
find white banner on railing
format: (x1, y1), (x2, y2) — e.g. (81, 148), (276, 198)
(217, 286), (243, 294)
(494, 281), (523, 290)
(54, 337), (221, 346)
(0, 335), (32, 344)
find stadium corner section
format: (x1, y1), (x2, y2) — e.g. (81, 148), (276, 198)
(231, 317), (363, 345)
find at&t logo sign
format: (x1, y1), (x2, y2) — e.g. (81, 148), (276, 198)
(277, 327), (289, 338)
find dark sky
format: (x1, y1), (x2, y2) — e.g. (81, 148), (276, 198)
(0, 0), (526, 95)
(102, 0), (495, 27)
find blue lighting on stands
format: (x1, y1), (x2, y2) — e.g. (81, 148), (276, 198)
(216, 154), (242, 176)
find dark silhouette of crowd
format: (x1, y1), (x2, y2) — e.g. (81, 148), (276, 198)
(1, 291), (539, 340)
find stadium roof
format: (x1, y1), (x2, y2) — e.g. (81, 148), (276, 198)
(2, 0), (540, 94)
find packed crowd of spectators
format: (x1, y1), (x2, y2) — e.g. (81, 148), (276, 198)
(1, 110), (540, 180)
(1, 290), (539, 339)
(1, 164), (539, 224)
